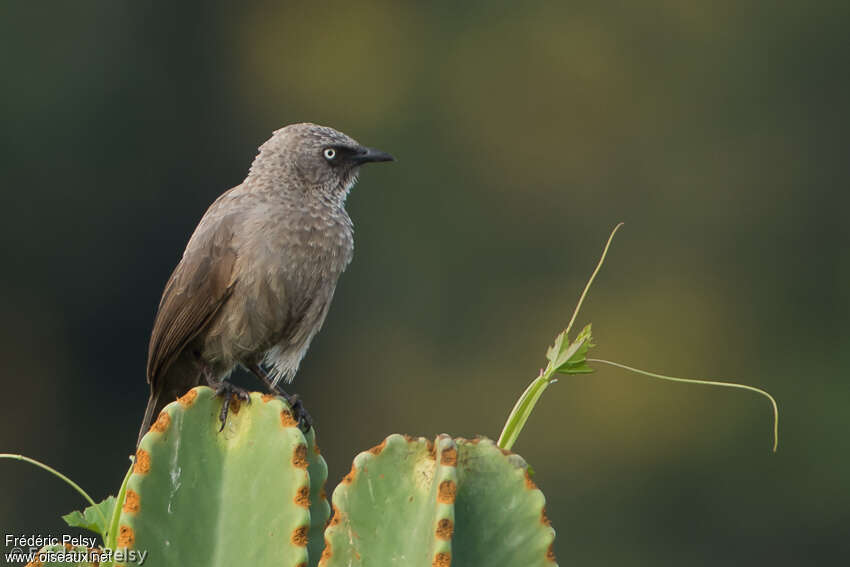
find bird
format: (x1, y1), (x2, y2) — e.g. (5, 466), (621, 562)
(138, 123), (394, 446)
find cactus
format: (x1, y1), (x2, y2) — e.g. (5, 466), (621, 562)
(13, 224), (781, 566)
(305, 426), (331, 565)
(36, 388), (557, 566)
(116, 386), (329, 567)
(321, 434), (556, 566)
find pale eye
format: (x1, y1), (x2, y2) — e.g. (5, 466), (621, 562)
(323, 148), (336, 160)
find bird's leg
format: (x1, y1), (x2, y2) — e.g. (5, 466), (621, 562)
(202, 365), (251, 431)
(245, 362), (313, 432)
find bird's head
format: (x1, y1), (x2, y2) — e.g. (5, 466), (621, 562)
(249, 123), (394, 204)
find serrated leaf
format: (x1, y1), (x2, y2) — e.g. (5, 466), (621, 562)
(62, 496), (115, 537)
(557, 364), (594, 374)
(545, 330), (569, 365)
(548, 324), (595, 374)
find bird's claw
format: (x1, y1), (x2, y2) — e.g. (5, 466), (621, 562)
(243, 362), (312, 432)
(279, 390), (313, 433)
(213, 382), (252, 431)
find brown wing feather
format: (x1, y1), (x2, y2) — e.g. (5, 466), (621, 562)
(146, 214), (239, 388)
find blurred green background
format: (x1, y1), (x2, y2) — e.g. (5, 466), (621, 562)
(1, 1), (848, 564)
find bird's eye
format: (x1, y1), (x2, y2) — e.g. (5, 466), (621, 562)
(323, 148), (336, 160)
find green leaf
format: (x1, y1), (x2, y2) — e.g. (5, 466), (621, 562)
(545, 330), (569, 366)
(548, 324), (595, 375)
(62, 496), (116, 537)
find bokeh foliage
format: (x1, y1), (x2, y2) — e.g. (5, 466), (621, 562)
(1, 1), (848, 565)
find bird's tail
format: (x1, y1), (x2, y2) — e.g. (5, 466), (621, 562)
(137, 391), (161, 448)
(137, 354), (205, 447)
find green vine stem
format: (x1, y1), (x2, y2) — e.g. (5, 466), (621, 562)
(496, 369), (552, 451)
(497, 223), (623, 450)
(564, 223), (623, 339)
(0, 453), (109, 536)
(106, 459), (135, 552)
(496, 222), (780, 454)
(588, 358), (779, 452)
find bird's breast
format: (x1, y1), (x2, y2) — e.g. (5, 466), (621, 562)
(234, 208), (353, 336)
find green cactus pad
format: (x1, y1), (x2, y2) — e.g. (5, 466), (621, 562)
(118, 386), (328, 567)
(452, 437), (556, 565)
(321, 434), (556, 567)
(304, 426), (331, 566)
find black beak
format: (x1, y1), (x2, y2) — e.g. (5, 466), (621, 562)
(353, 146), (395, 164)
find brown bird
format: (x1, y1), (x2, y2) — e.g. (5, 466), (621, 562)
(138, 123), (394, 446)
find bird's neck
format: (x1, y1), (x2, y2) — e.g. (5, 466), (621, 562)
(245, 167), (354, 211)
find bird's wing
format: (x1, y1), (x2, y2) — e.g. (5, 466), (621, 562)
(146, 206), (240, 388)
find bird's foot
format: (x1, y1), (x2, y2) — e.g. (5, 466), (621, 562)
(277, 389), (313, 433)
(212, 382), (252, 431)
(244, 362), (313, 433)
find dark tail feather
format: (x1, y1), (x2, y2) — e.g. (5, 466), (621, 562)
(137, 392), (161, 447)
(137, 355), (205, 447)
